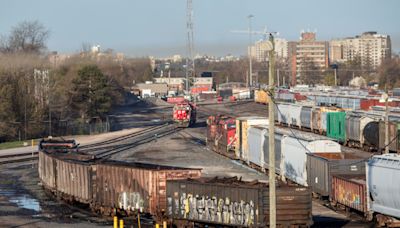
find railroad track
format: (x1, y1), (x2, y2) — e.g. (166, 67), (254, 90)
(86, 124), (183, 159)
(0, 151), (38, 165)
(80, 122), (173, 150)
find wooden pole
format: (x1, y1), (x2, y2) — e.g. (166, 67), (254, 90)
(268, 33), (276, 228)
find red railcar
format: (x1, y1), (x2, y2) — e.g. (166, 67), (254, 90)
(173, 102), (197, 127)
(206, 115), (236, 158)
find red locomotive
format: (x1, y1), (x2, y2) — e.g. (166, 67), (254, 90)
(206, 115), (236, 158)
(173, 102), (197, 127)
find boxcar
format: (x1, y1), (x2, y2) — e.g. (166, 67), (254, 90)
(166, 178), (313, 227)
(306, 152), (366, 197)
(331, 174), (367, 214)
(235, 117), (268, 162)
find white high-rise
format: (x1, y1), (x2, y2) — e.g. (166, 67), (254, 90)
(330, 32), (391, 68)
(250, 38), (288, 62)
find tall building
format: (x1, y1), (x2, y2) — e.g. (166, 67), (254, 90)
(250, 38), (288, 62)
(329, 39), (346, 63)
(288, 32), (329, 85)
(329, 32), (391, 69)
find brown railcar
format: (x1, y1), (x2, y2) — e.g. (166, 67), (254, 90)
(166, 177), (313, 227)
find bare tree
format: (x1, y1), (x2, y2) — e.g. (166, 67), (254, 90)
(299, 58), (322, 86)
(3, 20), (50, 54)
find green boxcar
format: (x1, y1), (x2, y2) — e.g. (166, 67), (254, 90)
(327, 112), (346, 142)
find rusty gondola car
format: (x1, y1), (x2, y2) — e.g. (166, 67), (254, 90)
(166, 177), (313, 227)
(38, 150), (201, 218)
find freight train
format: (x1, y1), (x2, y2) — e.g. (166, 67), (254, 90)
(206, 114), (400, 227)
(38, 143), (313, 227)
(273, 102), (400, 153)
(173, 102), (197, 127)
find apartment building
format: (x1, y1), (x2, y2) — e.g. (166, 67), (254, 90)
(330, 32), (391, 68)
(288, 32), (329, 85)
(250, 38), (288, 62)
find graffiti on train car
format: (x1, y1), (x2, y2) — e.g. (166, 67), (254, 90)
(118, 192), (145, 211)
(168, 192), (256, 226)
(337, 185), (361, 206)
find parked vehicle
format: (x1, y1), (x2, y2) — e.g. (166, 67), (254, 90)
(173, 102), (196, 127)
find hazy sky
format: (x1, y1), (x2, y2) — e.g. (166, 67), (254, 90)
(1, 0), (399, 57)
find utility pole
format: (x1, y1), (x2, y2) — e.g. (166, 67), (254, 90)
(384, 86), (389, 154)
(247, 14), (254, 88)
(267, 33), (276, 228)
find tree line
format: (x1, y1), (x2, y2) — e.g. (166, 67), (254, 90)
(0, 21), (153, 142)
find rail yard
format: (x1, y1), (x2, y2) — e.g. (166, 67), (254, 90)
(3, 94), (399, 227)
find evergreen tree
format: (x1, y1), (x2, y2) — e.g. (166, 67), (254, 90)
(70, 65), (112, 121)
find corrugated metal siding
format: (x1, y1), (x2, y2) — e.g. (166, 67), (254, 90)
(166, 179), (312, 227)
(93, 164), (201, 215)
(56, 159), (91, 203)
(300, 106), (312, 129)
(94, 164), (154, 213)
(248, 127), (264, 168)
(306, 153), (366, 197)
(332, 175), (367, 213)
(312, 108), (321, 132)
(38, 151), (56, 189)
(327, 112), (346, 142)
(281, 136), (310, 186)
(262, 187), (312, 226)
(346, 115), (361, 142)
(290, 105), (302, 127)
(263, 131), (282, 174)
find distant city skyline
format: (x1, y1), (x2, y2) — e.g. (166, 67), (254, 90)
(1, 0), (399, 57)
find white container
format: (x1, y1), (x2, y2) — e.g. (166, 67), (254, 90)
(235, 117), (269, 162)
(281, 137), (341, 186)
(276, 103), (291, 125)
(367, 154), (400, 219)
(290, 104), (302, 127)
(248, 126), (266, 168)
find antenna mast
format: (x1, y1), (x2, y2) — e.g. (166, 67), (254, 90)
(185, 0), (195, 92)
